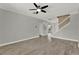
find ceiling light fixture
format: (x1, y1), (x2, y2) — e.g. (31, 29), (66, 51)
(37, 9), (41, 12)
(29, 3), (48, 14)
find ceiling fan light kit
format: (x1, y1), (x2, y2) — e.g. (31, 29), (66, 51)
(37, 9), (41, 12)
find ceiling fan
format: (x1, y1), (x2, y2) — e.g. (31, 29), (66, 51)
(29, 3), (48, 14)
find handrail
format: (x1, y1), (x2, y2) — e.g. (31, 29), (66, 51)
(58, 16), (70, 25)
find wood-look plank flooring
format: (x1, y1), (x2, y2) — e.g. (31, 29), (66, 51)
(0, 36), (79, 55)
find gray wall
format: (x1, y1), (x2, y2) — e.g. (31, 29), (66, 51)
(54, 14), (79, 40)
(0, 8), (42, 44)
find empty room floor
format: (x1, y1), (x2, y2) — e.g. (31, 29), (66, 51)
(0, 36), (79, 55)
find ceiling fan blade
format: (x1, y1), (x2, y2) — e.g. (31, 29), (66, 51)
(41, 5), (48, 9)
(33, 3), (38, 8)
(41, 10), (46, 13)
(29, 9), (37, 10)
(36, 11), (38, 14)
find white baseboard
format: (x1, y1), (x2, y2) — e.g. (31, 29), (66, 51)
(0, 35), (39, 47)
(52, 36), (78, 42)
(0, 35), (78, 47)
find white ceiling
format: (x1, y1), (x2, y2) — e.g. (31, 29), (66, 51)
(0, 3), (79, 20)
